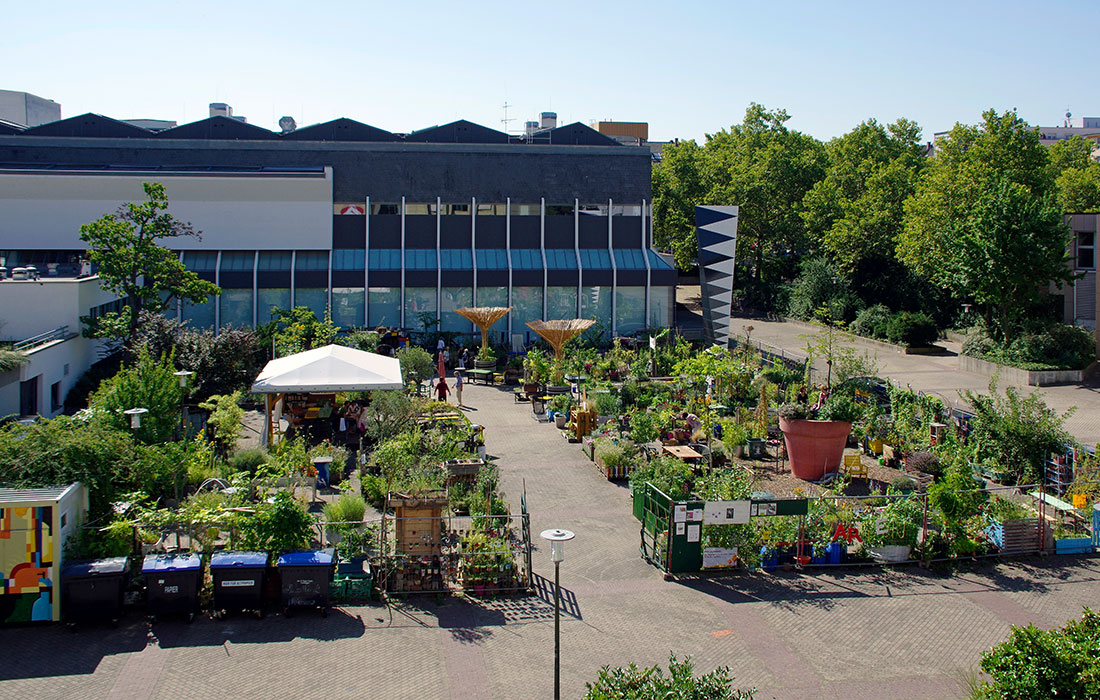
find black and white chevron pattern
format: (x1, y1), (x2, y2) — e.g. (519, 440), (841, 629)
(695, 205), (738, 346)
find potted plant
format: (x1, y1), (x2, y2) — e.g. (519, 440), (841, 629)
(474, 345), (498, 370)
(545, 359), (570, 394)
(719, 419), (749, 459)
(523, 347), (549, 393)
(549, 394), (571, 429)
(860, 494), (922, 562)
(778, 395), (861, 481)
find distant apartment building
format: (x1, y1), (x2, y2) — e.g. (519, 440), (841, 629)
(1059, 214), (1098, 331)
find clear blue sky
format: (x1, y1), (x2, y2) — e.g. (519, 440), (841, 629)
(5, 0), (1098, 143)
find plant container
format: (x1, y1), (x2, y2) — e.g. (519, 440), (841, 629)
(779, 417), (851, 481)
(869, 545), (911, 562)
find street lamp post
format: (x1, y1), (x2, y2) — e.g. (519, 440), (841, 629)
(123, 407), (148, 430)
(173, 370), (194, 440)
(540, 528), (575, 700)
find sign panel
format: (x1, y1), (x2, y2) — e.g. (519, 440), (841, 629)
(686, 524), (700, 543)
(702, 547), (739, 569)
(703, 500), (751, 525)
(750, 499), (809, 517)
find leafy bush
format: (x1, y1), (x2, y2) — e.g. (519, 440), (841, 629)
(594, 440), (628, 470)
(228, 448), (269, 476)
(818, 394), (864, 423)
(397, 346), (435, 384)
(963, 323), (1094, 371)
(595, 391), (622, 416)
(886, 311), (938, 347)
(787, 257), (863, 323)
(777, 403), (810, 420)
(976, 607), (1100, 699)
(891, 476), (917, 492)
(629, 456), (693, 500)
(905, 451), (943, 478)
(850, 304), (892, 340)
(199, 390), (244, 456)
(963, 381), (1073, 484)
(238, 491), (315, 555)
(88, 347), (183, 444)
(360, 473), (387, 507)
(629, 410), (659, 444)
(322, 492), (367, 525)
(586, 654), (755, 700)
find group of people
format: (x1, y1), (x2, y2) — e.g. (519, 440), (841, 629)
(434, 338), (470, 408)
(435, 337), (474, 371)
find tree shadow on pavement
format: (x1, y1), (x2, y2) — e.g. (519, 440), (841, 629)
(0, 617), (149, 681)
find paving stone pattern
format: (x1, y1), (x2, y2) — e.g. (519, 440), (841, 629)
(2, 382), (1098, 699)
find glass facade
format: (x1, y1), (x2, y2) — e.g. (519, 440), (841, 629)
(368, 287), (400, 327)
(616, 286), (646, 334)
(546, 286), (578, 320)
(295, 288), (328, 319)
(649, 286), (673, 330)
(581, 286), (611, 335)
(440, 287), (473, 332)
(258, 288), (291, 322)
(404, 287), (436, 326)
(182, 298), (216, 330)
(512, 286), (543, 338)
(220, 288), (253, 328)
(332, 287), (365, 328)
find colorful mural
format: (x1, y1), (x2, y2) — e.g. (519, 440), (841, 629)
(0, 505), (55, 623)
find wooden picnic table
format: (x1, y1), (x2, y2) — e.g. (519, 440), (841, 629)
(663, 445), (703, 461)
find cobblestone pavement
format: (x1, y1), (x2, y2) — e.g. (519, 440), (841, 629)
(3, 382), (1098, 699)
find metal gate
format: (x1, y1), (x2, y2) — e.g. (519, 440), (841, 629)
(637, 482), (704, 574)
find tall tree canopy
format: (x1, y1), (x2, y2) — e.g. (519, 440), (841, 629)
(651, 103), (826, 293)
(1047, 136), (1100, 213)
(898, 110), (1075, 342)
(80, 182), (220, 347)
(802, 118), (925, 275)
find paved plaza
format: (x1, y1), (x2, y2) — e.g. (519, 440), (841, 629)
(3, 381), (1098, 699)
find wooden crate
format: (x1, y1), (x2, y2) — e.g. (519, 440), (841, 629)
(443, 459), (484, 486)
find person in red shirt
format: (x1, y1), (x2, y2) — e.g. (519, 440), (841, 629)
(435, 377), (450, 403)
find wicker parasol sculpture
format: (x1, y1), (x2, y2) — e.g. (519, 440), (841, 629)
(525, 319), (596, 360)
(455, 306), (512, 350)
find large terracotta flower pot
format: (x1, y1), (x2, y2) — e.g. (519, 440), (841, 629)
(779, 417), (852, 481)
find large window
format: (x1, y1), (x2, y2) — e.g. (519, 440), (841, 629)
(332, 287), (365, 328)
(475, 249), (508, 269)
(512, 286), (543, 338)
(440, 287), (473, 332)
(578, 249), (611, 269)
(616, 286), (646, 335)
(546, 286), (578, 320)
(220, 251), (254, 272)
(405, 249), (437, 270)
(476, 286), (508, 308)
(368, 249), (401, 269)
(368, 287), (400, 327)
(404, 287), (437, 325)
(258, 251), (291, 271)
(295, 288), (328, 319)
(440, 250), (472, 270)
(295, 251), (328, 271)
(258, 288), (290, 322)
(649, 286), (673, 331)
(182, 298), (216, 330)
(581, 286), (611, 336)
(510, 249), (542, 269)
(1078, 232), (1095, 270)
(220, 288), (253, 328)
(333, 249), (365, 271)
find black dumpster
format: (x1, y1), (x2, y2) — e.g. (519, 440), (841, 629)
(277, 549), (335, 616)
(209, 551), (268, 617)
(142, 553), (203, 622)
(61, 557), (129, 625)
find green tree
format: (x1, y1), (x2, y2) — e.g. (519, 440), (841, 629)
(704, 104), (826, 298)
(88, 347), (183, 444)
(79, 182), (220, 347)
(801, 118), (926, 311)
(1048, 137), (1100, 212)
(199, 390), (244, 457)
(261, 306), (340, 356)
(397, 346), (435, 385)
(652, 138), (708, 269)
(899, 110), (1074, 342)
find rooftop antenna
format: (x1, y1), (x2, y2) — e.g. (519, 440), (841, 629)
(502, 101), (515, 134)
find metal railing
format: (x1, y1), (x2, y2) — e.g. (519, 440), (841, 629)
(13, 325), (70, 351)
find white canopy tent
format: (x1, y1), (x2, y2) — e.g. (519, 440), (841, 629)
(251, 344), (404, 445)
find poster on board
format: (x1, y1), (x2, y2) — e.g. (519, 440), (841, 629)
(702, 547), (739, 569)
(703, 500), (751, 525)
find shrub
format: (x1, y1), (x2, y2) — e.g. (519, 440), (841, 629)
(905, 451), (943, 478)
(977, 608), (1100, 699)
(777, 403), (810, 420)
(818, 394), (864, 423)
(322, 492), (367, 525)
(228, 448), (269, 476)
(360, 473), (387, 507)
(787, 257), (862, 323)
(238, 490), (315, 555)
(851, 304), (892, 340)
(586, 654), (755, 700)
(886, 311), (938, 347)
(629, 456), (693, 500)
(891, 476), (917, 492)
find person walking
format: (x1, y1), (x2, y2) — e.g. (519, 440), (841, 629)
(443, 347), (451, 369)
(455, 371), (464, 407)
(435, 376), (450, 403)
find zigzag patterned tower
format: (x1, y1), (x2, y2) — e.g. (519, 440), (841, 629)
(695, 205), (739, 346)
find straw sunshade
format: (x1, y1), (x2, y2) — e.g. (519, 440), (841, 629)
(525, 319), (596, 360)
(456, 307), (512, 350)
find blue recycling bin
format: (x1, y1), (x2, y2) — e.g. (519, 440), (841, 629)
(312, 456), (332, 487)
(142, 553), (203, 622)
(277, 549), (335, 615)
(209, 551), (268, 617)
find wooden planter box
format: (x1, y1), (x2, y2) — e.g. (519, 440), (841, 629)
(594, 454), (633, 480)
(985, 518), (1043, 553)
